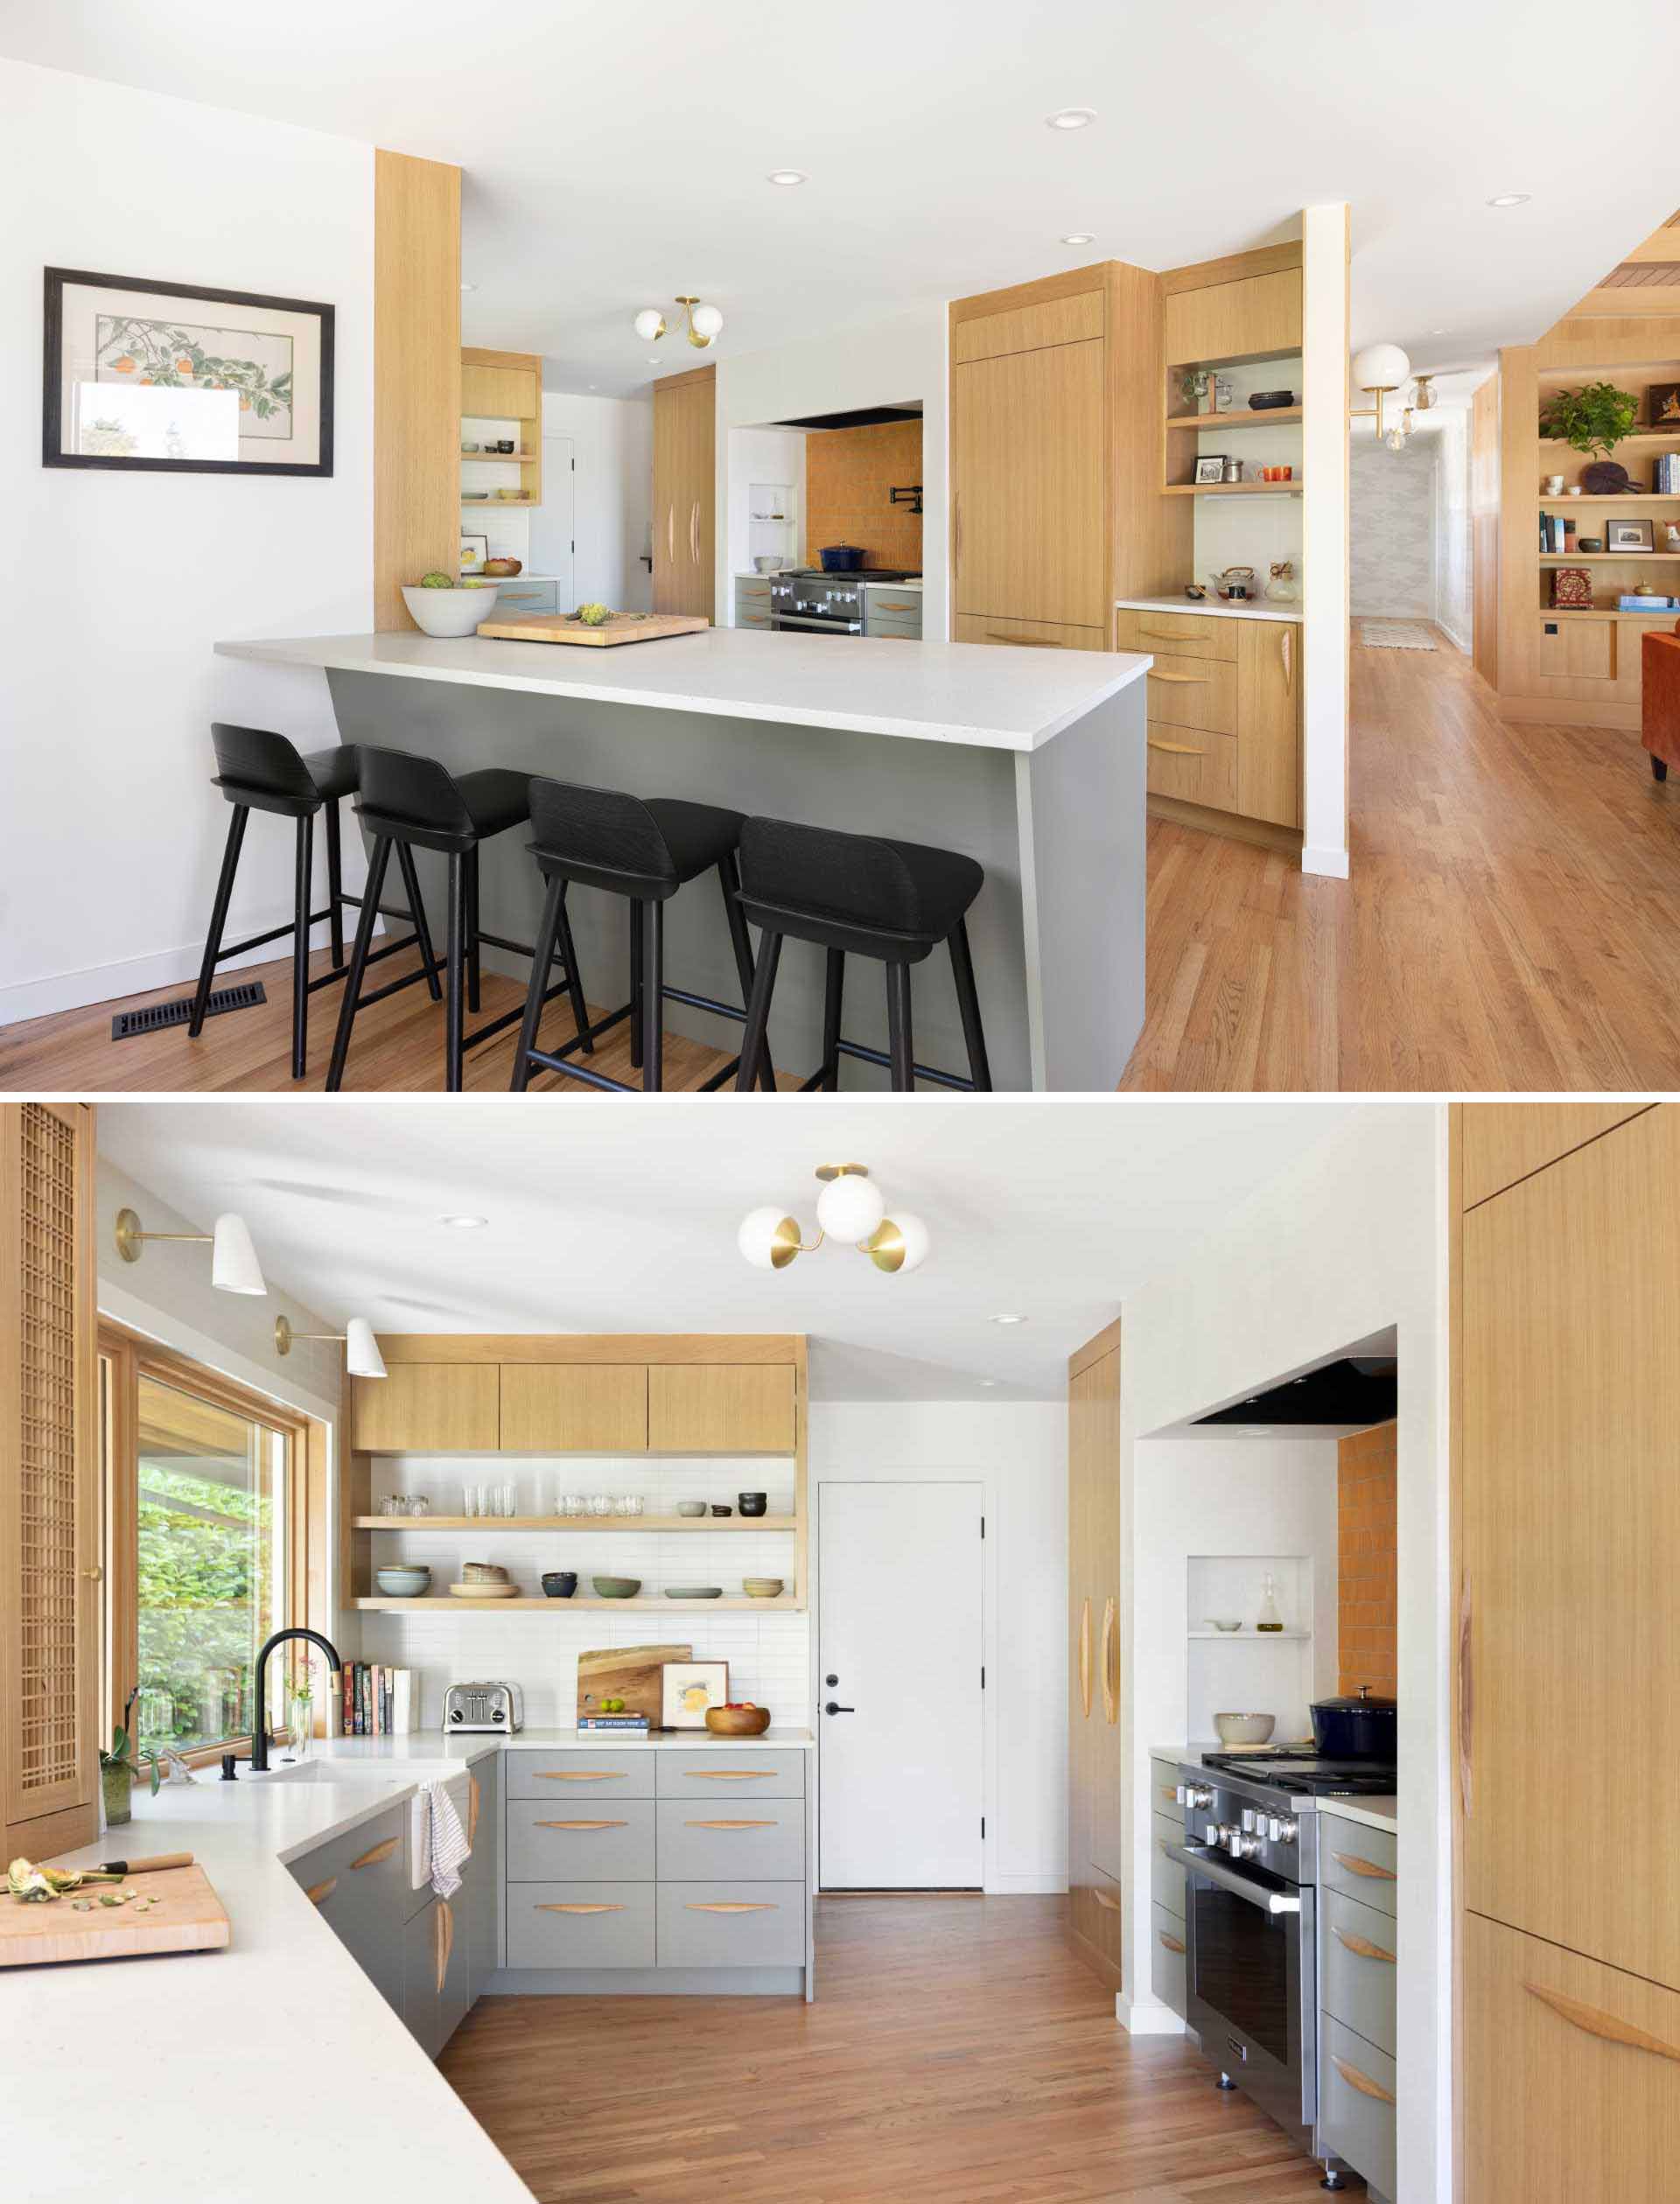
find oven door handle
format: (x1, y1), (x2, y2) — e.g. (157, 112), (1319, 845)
(772, 613), (862, 633)
(1167, 1842), (1301, 1915)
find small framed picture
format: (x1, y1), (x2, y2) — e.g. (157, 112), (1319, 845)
(459, 532), (489, 573)
(662, 1661), (729, 1731)
(1194, 454), (1228, 486)
(1606, 518), (1656, 553)
(1648, 382), (1680, 428)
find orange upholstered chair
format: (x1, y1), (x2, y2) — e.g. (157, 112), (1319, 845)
(1643, 621), (1680, 782)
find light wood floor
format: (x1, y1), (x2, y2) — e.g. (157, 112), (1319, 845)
(439, 1897), (1352, 2202)
(6, 636), (1675, 1093)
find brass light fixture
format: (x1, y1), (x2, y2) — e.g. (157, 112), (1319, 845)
(738, 1165), (929, 1276)
(113, 1206), (266, 1296)
(633, 297), (724, 350)
(275, 1315), (387, 1379)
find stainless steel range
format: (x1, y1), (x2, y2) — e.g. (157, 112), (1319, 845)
(769, 567), (920, 634)
(1171, 1750), (1396, 2191)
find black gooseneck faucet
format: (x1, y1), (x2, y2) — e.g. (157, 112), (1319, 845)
(249, 1627), (343, 1773)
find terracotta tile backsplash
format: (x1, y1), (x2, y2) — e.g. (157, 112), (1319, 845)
(1337, 1420), (1396, 1694)
(803, 420), (923, 571)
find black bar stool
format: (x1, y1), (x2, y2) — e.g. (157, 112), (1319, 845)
(191, 724), (441, 1081)
(327, 745), (589, 1092)
(509, 777), (774, 1094)
(732, 817), (991, 1093)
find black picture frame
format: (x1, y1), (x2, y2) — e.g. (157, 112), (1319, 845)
(1606, 518), (1655, 553)
(42, 266), (334, 477)
(1193, 454), (1228, 486)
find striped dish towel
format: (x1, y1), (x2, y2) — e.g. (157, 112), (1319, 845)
(425, 1779), (471, 1898)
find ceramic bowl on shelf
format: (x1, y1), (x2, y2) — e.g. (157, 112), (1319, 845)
(664, 1585), (723, 1599)
(592, 1576), (641, 1599)
(710, 1504), (733, 1518)
(1204, 1618), (1242, 1633)
(752, 555), (785, 574)
(540, 1571), (578, 1599)
(742, 1578), (784, 1599)
(450, 1581), (518, 1599)
(738, 1492), (767, 1516)
(706, 1704), (771, 1737)
(460, 1561), (508, 1584)
(375, 1566), (430, 1598)
(1213, 1711), (1277, 1746)
(676, 1501), (707, 1517)
(401, 584), (493, 638)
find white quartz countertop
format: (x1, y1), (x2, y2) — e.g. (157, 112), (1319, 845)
(1116, 594), (1303, 624)
(215, 628), (1146, 752)
(7, 1728), (813, 2203)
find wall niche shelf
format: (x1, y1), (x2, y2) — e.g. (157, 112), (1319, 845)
(1165, 406), (1303, 431)
(1536, 494), (1680, 507)
(355, 1594), (802, 1614)
(1539, 551), (1680, 563)
(1187, 1627), (1311, 1641)
(358, 1513), (796, 1533)
(1163, 480), (1302, 499)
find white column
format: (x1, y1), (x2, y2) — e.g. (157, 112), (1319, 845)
(1301, 203), (1351, 878)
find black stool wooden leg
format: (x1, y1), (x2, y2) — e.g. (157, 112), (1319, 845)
(629, 899), (644, 1071)
(188, 805), (249, 1039)
(444, 850), (468, 1092)
(326, 836), (391, 1090)
(822, 949), (845, 1091)
(554, 884), (592, 1051)
(464, 843), (482, 1012)
(718, 855), (776, 1091)
(948, 919), (991, 1091)
(886, 962), (915, 1091)
(325, 800), (346, 970)
(509, 874), (565, 1092)
(735, 930), (782, 1091)
(642, 899), (664, 1092)
(394, 842), (443, 1002)
(290, 812), (314, 1081)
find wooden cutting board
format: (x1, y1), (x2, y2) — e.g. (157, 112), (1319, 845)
(0, 1862), (229, 1967)
(578, 1642), (692, 1730)
(477, 612), (710, 647)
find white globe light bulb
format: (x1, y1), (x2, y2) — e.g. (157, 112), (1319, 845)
(738, 1207), (798, 1270)
(690, 303), (723, 342)
(816, 1172), (886, 1243)
(1351, 341), (1410, 393)
(887, 1211), (929, 1274)
(633, 308), (666, 343)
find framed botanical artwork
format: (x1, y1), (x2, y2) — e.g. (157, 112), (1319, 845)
(459, 532), (490, 574)
(1606, 518), (1656, 553)
(661, 1661), (729, 1731)
(43, 267), (333, 475)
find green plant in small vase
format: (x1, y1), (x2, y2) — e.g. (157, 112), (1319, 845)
(288, 1680), (314, 1762)
(98, 1724), (161, 1829)
(1538, 381), (1639, 457)
(1179, 368), (1212, 416)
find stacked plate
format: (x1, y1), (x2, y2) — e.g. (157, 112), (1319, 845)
(452, 1562), (515, 1599)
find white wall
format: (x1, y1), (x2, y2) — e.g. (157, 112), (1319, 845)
(0, 60), (376, 1025)
(717, 306), (948, 637)
(808, 1401), (1067, 1894)
(1118, 1104), (1449, 2204)
(1351, 437), (1436, 619)
(1432, 409), (1472, 652)
(537, 388), (654, 611)
(1302, 201), (1352, 879)
(726, 425), (806, 606)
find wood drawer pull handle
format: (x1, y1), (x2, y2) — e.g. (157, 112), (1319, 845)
(687, 1819), (777, 1830)
(986, 631), (1064, 647)
(1100, 1595), (1119, 1726)
(1332, 2054), (1396, 2107)
(537, 1902), (626, 1914)
(537, 1819), (629, 1830)
(1333, 1926), (1396, 1964)
(1158, 1930), (1186, 1955)
(468, 1770), (480, 1849)
(1280, 625), (1293, 694)
(1332, 1851), (1397, 1882)
(1092, 1887), (1121, 1913)
(684, 1770), (773, 1780)
(1139, 622), (1202, 639)
(1524, 1982), (1680, 2065)
(305, 1877), (337, 1906)
(1148, 738), (1204, 755)
(686, 1901), (777, 1914)
(348, 1837), (398, 1872)
(536, 1771), (623, 1781)
(435, 1897), (452, 1995)
(1159, 1786), (1178, 1803)
(1078, 1597), (1092, 1719)
(1459, 1568), (1474, 1821)
(1147, 668), (1210, 683)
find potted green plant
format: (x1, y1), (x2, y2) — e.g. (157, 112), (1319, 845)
(99, 1724), (161, 1829)
(1539, 381), (1640, 457)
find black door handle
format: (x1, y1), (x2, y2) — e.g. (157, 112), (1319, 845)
(823, 1701), (855, 1715)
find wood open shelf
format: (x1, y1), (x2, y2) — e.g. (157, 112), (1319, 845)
(357, 1514), (796, 1532)
(460, 495), (535, 507)
(1539, 430), (1680, 448)
(463, 451), (536, 462)
(354, 1594), (801, 1613)
(1536, 605), (1680, 621)
(1163, 479), (1302, 498)
(1537, 493), (1680, 506)
(1540, 551), (1680, 563)
(1165, 406), (1303, 430)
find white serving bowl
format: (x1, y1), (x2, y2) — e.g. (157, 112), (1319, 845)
(753, 555), (785, 574)
(401, 584), (496, 638)
(1213, 1711), (1276, 1746)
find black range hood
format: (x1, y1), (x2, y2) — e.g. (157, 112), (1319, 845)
(1193, 1355), (1396, 1431)
(774, 405), (923, 430)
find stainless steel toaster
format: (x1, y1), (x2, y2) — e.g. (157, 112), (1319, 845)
(442, 1680), (523, 1732)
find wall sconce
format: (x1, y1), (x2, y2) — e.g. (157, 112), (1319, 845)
(113, 1207), (266, 1296)
(633, 296), (724, 350)
(738, 1164), (929, 1276)
(274, 1315), (387, 1379)
(1350, 343), (1412, 441)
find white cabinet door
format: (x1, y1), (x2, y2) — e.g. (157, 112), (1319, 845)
(528, 433), (575, 607)
(818, 1481), (984, 1888)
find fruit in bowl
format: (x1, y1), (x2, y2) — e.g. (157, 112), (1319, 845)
(704, 1701), (771, 1738)
(481, 556), (522, 577)
(402, 580), (495, 638)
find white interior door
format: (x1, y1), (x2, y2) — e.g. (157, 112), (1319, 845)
(528, 433), (575, 604)
(819, 1481), (984, 1888)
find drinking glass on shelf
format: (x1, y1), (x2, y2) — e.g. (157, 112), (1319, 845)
(589, 1494), (613, 1516)
(408, 1494), (430, 1517)
(561, 1493), (585, 1517)
(616, 1494), (643, 1516)
(382, 1494), (403, 1516)
(463, 1484), (480, 1518)
(499, 1482), (516, 1518)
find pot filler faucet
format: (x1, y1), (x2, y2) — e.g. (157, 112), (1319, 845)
(249, 1627), (343, 1773)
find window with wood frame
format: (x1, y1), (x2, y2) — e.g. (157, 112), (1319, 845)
(99, 1326), (329, 1764)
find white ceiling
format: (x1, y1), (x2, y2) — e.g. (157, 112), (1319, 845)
(94, 1099), (1363, 1400)
(5, 2), (1674, 398)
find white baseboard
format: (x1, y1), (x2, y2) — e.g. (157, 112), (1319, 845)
(1116, 1994), (1186, 2035)
(1301, 844), (1351, 880)
(986, 1872), (1068, 1894)
(0, 914), (382, 1029)
(1437, 619), (1470, 654)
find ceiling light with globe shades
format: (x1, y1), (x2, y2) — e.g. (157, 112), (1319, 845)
(738, 1165), (929, 1276)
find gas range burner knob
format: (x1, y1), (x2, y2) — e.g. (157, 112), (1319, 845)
(1180, 1781), (1214, 1813)
(1240, 1808), (1256, 1834)
(1269, 1816), (1298, 1844)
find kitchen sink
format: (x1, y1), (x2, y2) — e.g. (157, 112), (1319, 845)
(256, 1760), (474, 1888)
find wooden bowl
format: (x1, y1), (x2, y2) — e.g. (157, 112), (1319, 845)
(705, 1705), (771, 1737)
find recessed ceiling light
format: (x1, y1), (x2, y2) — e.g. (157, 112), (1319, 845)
(991, 1312), (1027, 1326)
(1486, 192), (1530, 208)
(439, 1214), (487, 1229)
(1046, 108), (1096, 130)
(766, 169), (807, 186)
(1062, 233), (1095, 245)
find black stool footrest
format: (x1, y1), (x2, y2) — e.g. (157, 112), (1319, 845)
(802, 1034), (976, 1094)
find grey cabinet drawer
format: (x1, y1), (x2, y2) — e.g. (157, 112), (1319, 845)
(1320, 1886), (1397, 2057)
(1319, 1820), (1397, 1919)
(1151, 1760), (1186, 1826)
(1151, 1814), (1186, 1921)
(1319, 2013), (1396, 2199)
(403, 1893), (467, 2059)
(656, 1881), (805, 1968)
(505, 1751), (654, 1800)
(506, 1881), (655, 1969)
(655, 1748), (805, 1798)
(293, 1805), (409, 2013)
(507, 1796), (654, 1882)
(735, 579), (774, 606)
(494, 579), (557, 614)
(656, 1798), (805, 1881)
(864, 607), (922, 638)
(1150, 1900), (1187, 2019)
(738, 612), (773, 630)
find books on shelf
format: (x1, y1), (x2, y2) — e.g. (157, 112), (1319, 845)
(1655, 452), (1680, 494)
(1619, 593), (1680, 612)
(337, 1662), (417, 1737)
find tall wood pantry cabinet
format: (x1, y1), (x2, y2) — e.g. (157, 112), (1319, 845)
(652, 363), (716, 619)
(1, 1103), (100, 1862)
(1456, 1102), (1680, 2196)
(1067, 1322), (1123, 1989)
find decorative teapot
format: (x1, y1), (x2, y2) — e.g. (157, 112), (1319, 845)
(1210, 565), (1256, 602)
